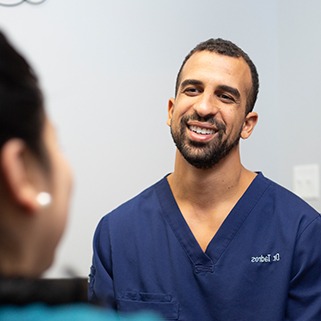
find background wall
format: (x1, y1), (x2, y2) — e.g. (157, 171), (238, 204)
(0, 0), (319, 277)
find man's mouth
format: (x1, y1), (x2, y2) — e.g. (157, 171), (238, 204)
(189, 125), (215, 135)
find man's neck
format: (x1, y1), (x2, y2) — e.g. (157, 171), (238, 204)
(168, 149), (256, 209)
(167, 149), (257, 251)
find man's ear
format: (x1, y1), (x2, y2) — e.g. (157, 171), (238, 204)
(241, 112), (258, 140)
(0, 139), (40, 213)
(167, 98), (175, 126)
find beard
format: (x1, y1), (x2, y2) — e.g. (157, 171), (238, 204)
(170, 114), (242, 169)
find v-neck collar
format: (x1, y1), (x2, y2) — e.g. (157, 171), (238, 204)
(156, 172), (270, 271)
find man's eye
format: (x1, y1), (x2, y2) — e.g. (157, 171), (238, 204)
(183, 87), (199, 95)
(219, 94), (235, 102)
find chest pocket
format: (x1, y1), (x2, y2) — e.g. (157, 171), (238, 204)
(117, 291), (179, 320)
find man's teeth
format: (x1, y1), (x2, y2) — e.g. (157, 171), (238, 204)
(190, 125), (215, 135)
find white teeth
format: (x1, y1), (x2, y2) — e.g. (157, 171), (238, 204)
(190, 125), (214, 135)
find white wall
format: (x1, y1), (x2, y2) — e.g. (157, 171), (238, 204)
(277, 2), (321, 211)
(0, 0), (318, 278)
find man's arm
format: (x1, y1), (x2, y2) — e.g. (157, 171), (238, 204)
(88, 217), (116, 308)
(286, 215), (321, 320)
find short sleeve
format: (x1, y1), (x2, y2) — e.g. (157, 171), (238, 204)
(286, 215), (321, 320)
(88, 217), (116, 308)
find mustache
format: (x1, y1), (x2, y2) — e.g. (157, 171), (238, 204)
(182, 113), (226, 133)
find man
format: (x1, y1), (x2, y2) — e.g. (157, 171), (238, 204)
(89, 38), (321, 320)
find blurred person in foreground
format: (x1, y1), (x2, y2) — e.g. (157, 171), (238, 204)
(0, 30), (162, 321)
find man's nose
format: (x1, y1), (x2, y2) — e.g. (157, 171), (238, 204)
(193, 94), (219, 118)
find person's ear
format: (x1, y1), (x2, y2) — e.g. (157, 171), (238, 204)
(167, 98), (175, 126)
(241, 112), (258, 140)
(0, 139), (40, 213)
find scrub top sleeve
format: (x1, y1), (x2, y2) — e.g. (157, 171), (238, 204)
(286, 215), (321, 320)
(88, 217), (116, 308)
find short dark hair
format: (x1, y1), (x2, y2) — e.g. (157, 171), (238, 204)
(0, 31), (49, 169)
(175, 38), (259, 114)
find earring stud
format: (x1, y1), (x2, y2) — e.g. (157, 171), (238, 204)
(36, 192), (52, 207)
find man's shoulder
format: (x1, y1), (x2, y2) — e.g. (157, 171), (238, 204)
(114, 176), (167, 209)
(256, 172), (320, 220)
(101, 176), (169, 223)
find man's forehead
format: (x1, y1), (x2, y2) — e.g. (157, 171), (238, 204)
(179, 51), (252, 89)
(184, 51), (248, 72)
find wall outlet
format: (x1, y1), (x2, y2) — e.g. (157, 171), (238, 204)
(293, 164), (320, 200)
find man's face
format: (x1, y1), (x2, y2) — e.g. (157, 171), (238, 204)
(167, 51), (255, 169)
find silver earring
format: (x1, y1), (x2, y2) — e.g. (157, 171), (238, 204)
(36, 192), (52, 207)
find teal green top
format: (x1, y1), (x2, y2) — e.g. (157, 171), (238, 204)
(0, 304), (163, 321)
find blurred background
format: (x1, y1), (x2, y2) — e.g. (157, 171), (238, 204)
(0, 0), (320, 277)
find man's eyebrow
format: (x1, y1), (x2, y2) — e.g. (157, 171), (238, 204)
(217, 85), (240, 100)
(180, 79), (203, 89)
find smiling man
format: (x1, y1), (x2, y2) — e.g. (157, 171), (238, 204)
(89, 39), (321, 321)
